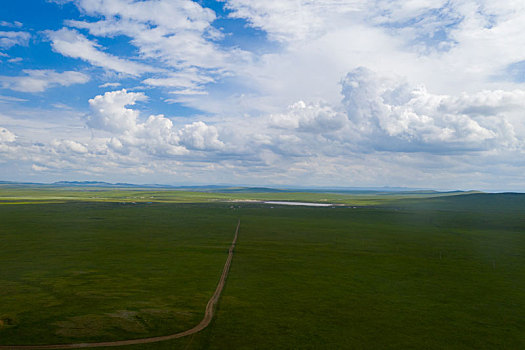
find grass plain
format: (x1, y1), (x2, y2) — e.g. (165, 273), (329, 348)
(1, 187), (524, 349)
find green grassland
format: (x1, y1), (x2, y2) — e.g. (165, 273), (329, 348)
(0, 185), (475, 206)
(0, 202), (238, 345)
(1, 188), (524, 349)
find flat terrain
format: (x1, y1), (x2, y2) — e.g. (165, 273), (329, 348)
(0, 202), (237, 347)
(0, 185), (473, 206)
(1, 189), (524, 349)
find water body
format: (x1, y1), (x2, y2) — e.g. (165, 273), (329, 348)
(264, 201), (334, 207)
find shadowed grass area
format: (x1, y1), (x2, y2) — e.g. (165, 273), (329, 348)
(1, 194), (525, 349)
(187, 205), (525, 349)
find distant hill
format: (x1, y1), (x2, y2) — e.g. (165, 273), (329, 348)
(392, 192), (525, 212)
(0, 181), (288, 193)
(0, 180), (513, 196)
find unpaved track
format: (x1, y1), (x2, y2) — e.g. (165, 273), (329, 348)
(0, 220), (241, 350)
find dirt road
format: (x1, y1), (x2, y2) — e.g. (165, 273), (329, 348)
(0, 220), (240, 350)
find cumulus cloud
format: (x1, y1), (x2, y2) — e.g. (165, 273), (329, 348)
(0, 127), (16, 142)
(0, 69), (90, 92)
(133, 114), (187, 156)
(211, 66), (518, 163)
(86, 89), (223, 156)
(0, 30), (30, 49)
(270, 101), (346, 133)
(341, 67), (519, 152)
(217, 67), (524, 162)
(178, 121), (224, 151)
(87, 89), (147, 132)
(52, 139), (89, 154)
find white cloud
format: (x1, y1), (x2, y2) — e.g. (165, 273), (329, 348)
(178, 121), (224, 151)
(224, 0), (364, 43)
(52, 103), (73, 110)
(0, 95), (27, 103)
(371, 0), (450, 24)
(99, 82), (121, 88)
(46, 28), (156, 76)
(125, 113), (187, 157)
(341, 67), (519, 152)
(200, 67), (524, 164)
(168, 89), (208, 96)
(143, 69), (215, 91)
(66, 0), (222, 69)
(0, 69), (90, 92)
(52, 139), (89, 154)
(8, 57), (23, 63)
(0, 21), (23, 28)
(209, 0), (525, 117)
(86, 89), (222, 156)
(56, 0), (251, 92)
(270, 101), (346, 133)
(87, 89), (146, 133)
(32, 164), (50, 172)
(0, 127), (16, 142)
(0, 31), (30, 49)
(70, 0), (216, 32)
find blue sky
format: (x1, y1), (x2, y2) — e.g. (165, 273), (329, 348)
(1, 0), (525, 190)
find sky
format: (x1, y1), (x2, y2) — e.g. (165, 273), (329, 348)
(1, 0), (525, 191)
